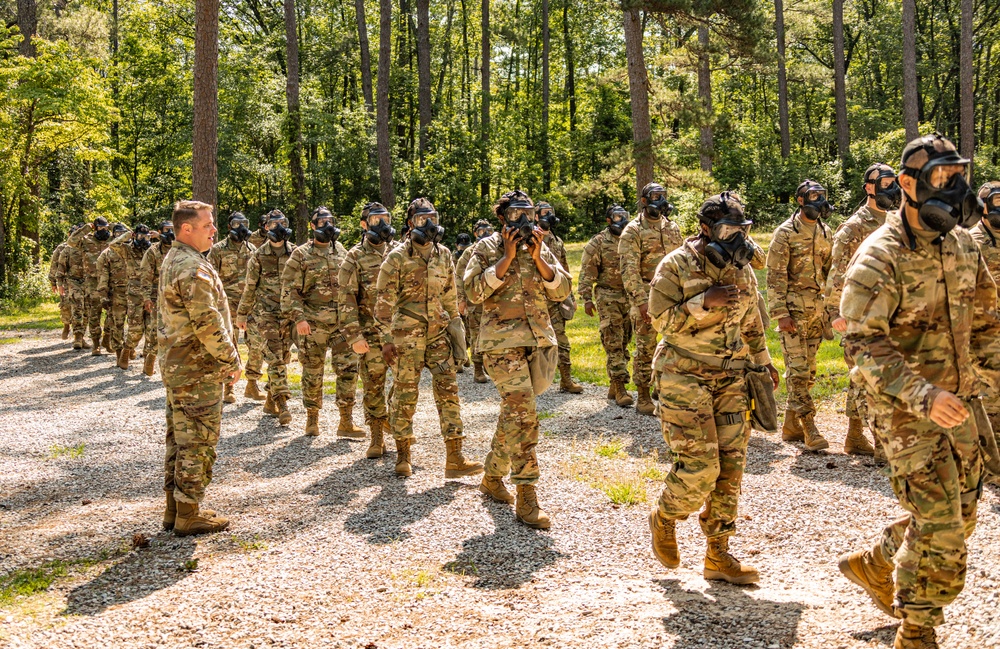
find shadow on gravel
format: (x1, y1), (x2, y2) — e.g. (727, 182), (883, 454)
(62, 537), (197, 617)
(849, 623), (898, 646)
(343, 480), (466, 544)
(655, 578), (804, 649)
(443, 501), (562, 589)
(0, 347), (87, 381)
(246, 434), (354, 479)
(788, 450), (891, 495)
(744, 435), (794, 476)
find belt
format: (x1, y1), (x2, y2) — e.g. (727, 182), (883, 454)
(667, 343), (746, 370)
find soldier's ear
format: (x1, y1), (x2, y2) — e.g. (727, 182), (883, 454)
(898, 173), (917, 200)
(796, 195), (804, 206)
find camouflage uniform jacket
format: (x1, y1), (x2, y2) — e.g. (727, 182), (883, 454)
(207, 238), (256, 305)
(542, 232), (570, 274)
(463, 233), (572, 352)
(280, 239), (350, 326)
(971, 221), (1000, 280)
(455, 245), (476, 311)
(238, 241), (295, 319)
(842, 212), (1000, 416)
(140, 242), (172, 304)
(648, 239), (771, 376)
(65, 241), (85, 282)
(618, 214), (684, 309)
(157, 241), (239, 389)
(375, 238), (459, 345)
(96, 236), (143, 296)
(765, 212), (832, 320)
(49, 243), (68, 288)
(338, 238), (395, 345)
(579, 228), (624, 302)
(824, 205), (886, 319)
(248, 229), (268, 249)
(67, 227), (110, 289)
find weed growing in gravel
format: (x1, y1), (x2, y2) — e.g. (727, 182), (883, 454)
(595, 438), (625, 459)
(0, 558), (96, 605)
(443, 559), (478, 576)
(601, 479), (647, 505)
(48, 443), (85, 460)
(639, 450), (667, 481)
(537, 410), (557, 421)
(0, 337), (19, 344)
(233, 535), (268, 553)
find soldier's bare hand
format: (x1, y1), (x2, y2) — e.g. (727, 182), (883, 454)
(143, 299), (154, 314)
(225, 368), (241, 387)
(704, 285), (739, 308)
(639, 303), (651, 323)
(296, 320), (311, 337)
(929, 391), (969, 429)
(235, 316), (247, 331)
(527, 228), (545, 261)
(585, 301), (596, 317)
(50, 284), (58, 294)
(777, 316), (798, 334)
(58, 286), (65, 297)
(459, 301), (467, 316)
(501, 227), (518, 259)
(765, 363), (780, 390)
(352, 339), (370, 354)
(382, 342), (398, 366)
(832, 316), (847, 333)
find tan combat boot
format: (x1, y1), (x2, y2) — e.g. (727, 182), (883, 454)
(607, 382), (617, 400)
(844, 417), (875, 455)
(649, 510), (680, 569)
(395, 438), (413, 476)
(143, 353), (156, 376)
(614, 378), (634, 407)
(444, 438), (484, 478)
(91, 338), (102, 356)
(704, 536), (759, 584)
(456, 363), (465, 374)
(163, 491), (215, 531)
(515, 484), (551, 529)
(305, 408), (320, 436)
(223, 384), (236, 404)
(838, 546), (898, 618)
(337, 405), (366, 438)
(559, 364), (584, 394)
(263, 390), (279, 416)
(117, 348), (131, 370)
(894, 622), (939, 649)
(275, 395), (292, 426)
(636, 385), (656, 416)
(479, 475), (515, 503)
(73, 332), (85, 350)
(62, 324), (70, 339)
(173, 502), (229, 537)
(801, 412), (830, 451)
(473, 362), (488, 383)
(244, 379), (265, 401)
(366, 417), (387, 458)
(781, 407), (804, 442)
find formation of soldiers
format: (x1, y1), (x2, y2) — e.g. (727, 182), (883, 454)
(45, 133), (1000, 649)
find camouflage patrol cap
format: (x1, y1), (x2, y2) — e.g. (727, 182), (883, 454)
(93, 216), (109, 228)
(698, 191), (751, 226)
(474, 219), (492, 230)
(407, 197), (436, 219)
(900, 133), (969, 173)
(640, 182), (666, 199)
(863, 163), (896, 184)
(362, 202), (389, 220)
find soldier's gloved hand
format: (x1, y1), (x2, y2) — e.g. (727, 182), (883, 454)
(765, 363), (780, 390)
(929, 390), (969, 429)
(296, 320), (311, 336)
(777, 316), (798, 334)
(585, 301), (596, 317)
(382, 342), (398, 366)
(143, 299), (154, 314)
(352, 339), (370, 354)
(832, 316), (847, 333)
(704, 285), (739, 309)
(235, 315), (248, 331)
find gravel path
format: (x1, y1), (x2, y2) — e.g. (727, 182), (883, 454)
(1, 330), (998, 649)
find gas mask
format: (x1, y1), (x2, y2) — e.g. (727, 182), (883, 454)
(159, 227), (175, 245)
(112, 225), (127, 238)
(799, 186), (833, 221)
(702, 195), (755, 269)
(643, 190), (673, 220)
(267, 221), (292, 243)
(906, 164), (981, 234)
(312, 221), (340, 244)
(132, 231), (151, 251)
(474, 224), (494, 240)
(608, 207), (629, 237)
(365, 211), (396, 245)
(504, 202), (536, 242)
(94, 228), (111, 242)
(409, 209), (444, 246)
(983, 190), (1000, 230)
(537, 207), (559, 232)
(871, 175), (902, 211)
(228, 214), (251, 243)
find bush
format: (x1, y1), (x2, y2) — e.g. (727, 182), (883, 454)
(0, 265), (55, 314)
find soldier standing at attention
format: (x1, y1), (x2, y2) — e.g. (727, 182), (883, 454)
(825, 163), (900, 458)
(239, 211), (274, 401)
(96, 225), (145, 366)
(838, 134), (1000, 649)
(537, 202), (582, 394)
(376, 198), (482, 479)
(619, 182), (684, 416)
(281, 207), (363, 438)
(464, 190), (572, 529)
(457, 220), (495, 383)
(208, 212), (257, 403)
(50, 231), (74, 340)
(647, 193), (778, 584)
(159, 200), (240, 537)
(138, 221), (175, 376)
(766, 180), (833, 452)
(580, 205), (634, 407)
(236, 211), (296, 425)
(339, 202), (397, 457)
(65, 225), (90, 349)
(68, 217), (114, 355)
(117, 225), (154, 370)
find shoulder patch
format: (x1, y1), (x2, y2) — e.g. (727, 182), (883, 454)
(196, 268), (214, 284)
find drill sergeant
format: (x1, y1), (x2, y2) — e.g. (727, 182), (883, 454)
(537, 202), (582, 394)
(619, 182), (684, 416)
(375, 198), (482, 479)
(138, 221), (175, 375)
(67, 217), (114, 355)
(208, 212), (257, 403)
(580, 205), (634, 407)
(339, 202), (398, 457)
(456, 219), (496, 383)
(766, 180), (833, 452)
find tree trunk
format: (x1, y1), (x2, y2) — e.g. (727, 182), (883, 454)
(775, 0), (790, 159)
(697, 25), (713, 173)
(563, 0), (576, 134)
(17, 0), (37, 58)
(623, 8), (652, 194)
(416, 0), (432, 166)
(902, 0), (919, 141)
(284, 0), (308, 243)
(833, 0), (850, 159)
(960, 0), (974, 171)
(541, 0), (550, 192)
(111, 0), (120, 174)
(355, 0), (374, 114)
(192, 0), (219, 208)
(481, 0), (490, 200)
(377, 0), (395, 207)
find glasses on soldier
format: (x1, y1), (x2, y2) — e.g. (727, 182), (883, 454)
(926, 164), (968, 190)
(366, 211), (390, 226)
(504, 206), (535, 224)
(410, 209), (438, 228)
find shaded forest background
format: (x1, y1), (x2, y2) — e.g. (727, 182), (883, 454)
(0, 0), (997, 301)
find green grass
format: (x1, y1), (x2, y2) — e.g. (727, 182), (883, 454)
(0, 546), (127, 607)
(0, 301), (62, 331)
(594, 438), (625, 459)
(600, 479), (647, 505)
(0, 336), (20, 344)
(49, 443), (85, 460)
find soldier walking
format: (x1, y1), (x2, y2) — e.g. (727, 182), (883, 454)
(96, 226), (148, 365)
(536, 203), (582, 393)
(68, 218), (113, 355)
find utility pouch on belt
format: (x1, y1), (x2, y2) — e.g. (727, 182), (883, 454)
(970, 398), (1000, 475)
(745, 363), (778, 433)
(559, 293), (577, 321)
(446, 317), (468, 366)
(527, 345), (558, 395)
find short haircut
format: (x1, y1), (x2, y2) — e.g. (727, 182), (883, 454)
(173, 200), (213, 230)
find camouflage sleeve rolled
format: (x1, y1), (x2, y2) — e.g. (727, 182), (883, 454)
(237, 254), (261, 318)
(842, 249), (937, 416)
(765, 228), (791, 320)
(442, 253), (460, 320)
(374, 252), (401, 342)
(67, 224), (90, 248)
(618, 226), (647, 308)
(647, 257), (703, 336)
(279, 251), (306, 323)
(182, 269), (240, 367)
(971, 250), (1000, 390)
(739, 272), (769, 359)
(578, 238), (600, 303)
(541, 244), (572, 303)
(749, 239), (766, 271)
(337, 255), (363, 344)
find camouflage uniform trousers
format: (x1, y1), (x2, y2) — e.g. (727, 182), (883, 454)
(58, 290), (72, 326)
(358, 330), (390, 421)
(85, 284), (109, 343)
(595, 287), (632, 382)
(104, 291), (129, 353)
(243, 315), (265, 382)
(547, 303), (571, 367)
(843, 344), (869, 423)
(258, 314), (292, 398)
(482, 346), (542, 485)
(126, 295), (156, 356)
(655, 366), (750, 539)
(300, 323), (360, 411)
(984, 402), (1000, 481)
(164, 381), (224, 505)
(389, 333), (462, 441)
(631, 313), (658, 389)
(778, 297), (825, 417)
(867, 403), (983, 628)
(67, 280), (88, 336)
(467, 305), (484, 364)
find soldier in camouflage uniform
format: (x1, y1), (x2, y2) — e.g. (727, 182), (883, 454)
(96, 226), (146, 364)
(158, 200), (240, 537)
(825, 163), (900, 458)
(208, 212), (257, 403)
(971, 181), (1000, 485)
(456, 220), (495, 383)
(453, 233), (473, 374)
(339, 202), (397, 458)
(580, 205), (634, 407)
(138, 222), (175, 375)
(116, 225), (154, 370)
(241, 212), (275, 398)
(64, 225), (90, 349)
(281, 207), (363, 438)
(619, 182), (684, 415)
(68, 218), (113, 355)
(766, 180), (833, 452)
(838, 135), (999, 649)
(49, 232), (73, 340)
(375, 198), (482, 479)
(464, 190), (572, 529)
(537, 202), (582, 394)
(237, 211), (296, 425)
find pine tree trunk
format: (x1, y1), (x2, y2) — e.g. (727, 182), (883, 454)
(541, 0), (550, 192)
(960, 0), (974, 171)
(284, 0), (308, 243)
(355, 0), (374, 114)
(902, 0), (919, 140)
(481, 0), (490, 200)
(833, 0), (850, 159)
(416, 0), (432, 165)
(17, 0), (37, 57)
(697, 25), (713, 173)
(775, 0), (790, 159)
(623, 7), (652, 194)
(192, 0), (219, 207)
(377, 0), (395, 207)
